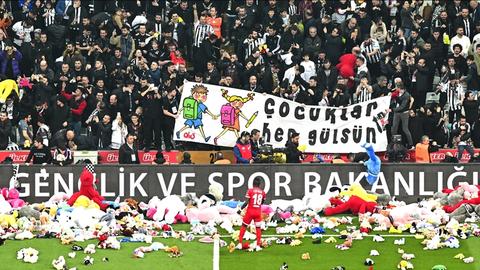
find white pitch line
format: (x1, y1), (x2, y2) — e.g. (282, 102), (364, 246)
(213, 236), (220, 270)
(190, 234), (418, 238)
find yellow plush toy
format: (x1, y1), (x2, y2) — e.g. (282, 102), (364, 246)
(0, 210), (18, 228)
(340, 183), (377, 202)
(73, 195), (100, 209)
(0, 79), (19, 103)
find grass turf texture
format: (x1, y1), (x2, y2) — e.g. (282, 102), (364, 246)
(2, 222), (480, 270)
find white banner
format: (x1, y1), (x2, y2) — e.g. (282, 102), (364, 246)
(174, 82), (391, 153)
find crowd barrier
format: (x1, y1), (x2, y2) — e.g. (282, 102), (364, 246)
(0, 164), (477, 204)
(0, 149), (479, 164)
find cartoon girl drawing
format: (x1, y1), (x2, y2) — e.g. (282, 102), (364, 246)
(213, 89), (257, 145)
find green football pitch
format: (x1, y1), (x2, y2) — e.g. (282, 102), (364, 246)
(2, 223), (480, 270)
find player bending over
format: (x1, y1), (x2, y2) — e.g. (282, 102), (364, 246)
(236, 177), (266, 251)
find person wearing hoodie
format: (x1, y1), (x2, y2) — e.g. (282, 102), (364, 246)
(233, 131), (255, 164)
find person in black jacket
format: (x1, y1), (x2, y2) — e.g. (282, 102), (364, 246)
(196, 34), (219, 74)
(285, 131), (303, 163)
(25, 137), (52, 165)
(331, 84), (351, 107)
(91, 114), (112, 150)
(390, 86), (414, 148)
(118, 134), (140, 164)
(452, 125), (475, 161)
(140, 81), (163, 151)
(0, 112), (11, 150)
(317, 60), (339, 93)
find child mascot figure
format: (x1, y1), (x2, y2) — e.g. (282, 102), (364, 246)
(67, 161), (108, 210)
(361, 143), (381, 185)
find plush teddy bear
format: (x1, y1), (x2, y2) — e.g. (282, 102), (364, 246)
(458, 182), (479, 200)
(0, 210), (18, 228)
(48, 192), (71, 205)
(443, 196), (480, 213)
(449, 203), (480, 222)
(209, 182), (224, 202)
(270, 199), (305, 213)
(1, 187), (25, 208)
(0, 193), (12, 214)
(146, 195), (187, 224)
(185, 193), (223, 223)
(301, 187), (339, 212)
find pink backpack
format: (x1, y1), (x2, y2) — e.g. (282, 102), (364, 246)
(220, 104), (235, 126)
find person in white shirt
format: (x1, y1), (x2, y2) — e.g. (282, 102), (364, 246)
(450, 26), (471, 57)
(300, 52), (316, 81)
(283, 63), (298, 84)
(110, 113), (128, 150)
(12, 19), (34, 47)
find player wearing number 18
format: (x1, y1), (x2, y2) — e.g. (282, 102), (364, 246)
(236, 177), (266, 251)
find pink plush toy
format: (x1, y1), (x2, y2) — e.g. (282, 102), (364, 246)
(370, 204), (432, 228)
(261, 205), (274, 216)
(1, 187), (25, 208)
(458, 182), (479, 200)
(146, 196), (187, 224)
(48, 192), (71, 204)
(185, 206), (222, 223)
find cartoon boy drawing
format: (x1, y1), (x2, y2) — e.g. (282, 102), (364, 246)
(213, 89), (257, 145)
(176, 84), (218, 142)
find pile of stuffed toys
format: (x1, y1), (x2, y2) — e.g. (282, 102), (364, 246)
(1, 164), (480, 270)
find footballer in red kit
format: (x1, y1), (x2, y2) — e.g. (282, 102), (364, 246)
(237, 177), (265, 251)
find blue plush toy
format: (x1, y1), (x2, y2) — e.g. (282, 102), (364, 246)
(361, 143), (381, 185)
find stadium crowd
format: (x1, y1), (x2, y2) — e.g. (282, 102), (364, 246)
(0, 0), (479, 164)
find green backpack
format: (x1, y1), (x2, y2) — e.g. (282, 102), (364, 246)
(183, 97), (198, 120)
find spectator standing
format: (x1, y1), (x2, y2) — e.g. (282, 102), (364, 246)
(0, 111), (11, 150)
(18, 114), (33, 149)
(391, 86), (414, 148)
(0, 46), (22, 79)
(61, 86), (87, 135)
(118, 133), (140, 164)
(91, 114), (112, 150)
(162, 87), (179, 152)
(35, 117), (51, 147)
(25, 137), (52, 165)
(452, 125), (475, 161)
(140, 81), (163, 151)
(110, 113), (128, 150)
(285, 131), (303, 163)
(127, 113), (144, 150)
(110, 25), (136, 60)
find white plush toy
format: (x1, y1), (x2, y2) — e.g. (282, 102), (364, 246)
(148, 195), (186, 224)
(0, 194), (12, 214)
(209, 182), (224, 202)
(303, 186), (342, 212)
(17, 248), (39, 263)
(52, 256), (66, 270)
(70, 207), (105, 229)
(270, 199), (305, 213)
